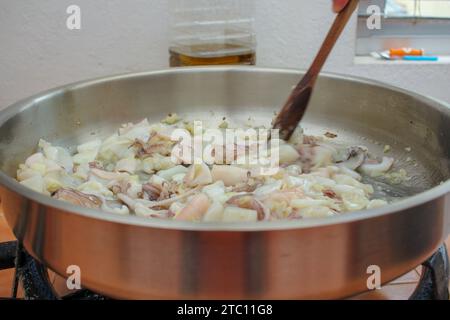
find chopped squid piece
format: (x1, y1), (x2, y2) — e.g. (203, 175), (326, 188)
(175, 193), (210, 221)
(337, 165), (362, 181)
(335, 146), (367, 170)
(53, 188), (102, 209)
(359, 157), (394, 177)
(108, 179), (131, 195)
(134, 203), (168, 218)
(117, 193), (151, 210)
(147, 187), (199, 208)
(222, 206), (258, 222)
(90, 168), (128, 181)
(226, 194), (268, 220)
(142, 182), (163, 201)
(211, 165), (249, 186)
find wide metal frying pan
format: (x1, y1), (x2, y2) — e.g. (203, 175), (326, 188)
(0, 67), (449, 299)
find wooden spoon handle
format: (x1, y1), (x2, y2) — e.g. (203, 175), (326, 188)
(307, 0), (359, 77)
(273, 0), (359, 140)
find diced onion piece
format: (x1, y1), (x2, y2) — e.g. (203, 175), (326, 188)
(44, 175), (65, 193)
(288, 126), (304, 146)
(277, 144), (300, 165)
(333, 174), (373, 194)
(77, 139), (102, 153)
(25, 153), (45, 168)
(17, 166), (41, 181)
(312, 145), (334, 169)
(142, 154), (175, 173)
(203, 201), (224, 222)
(102, 202), (130, 215)
(73, 139), (102, 164)
(162, 113), (181, 125)
(157, 165), (188, 181)
(20, 175), (46, 194)
(299, 206), (335, 218)
(254, 181), (282, 197)
(169, 202), (185, 216)
(77, 180), (113, 198)
(115, 157), (138, 174)
(202, 181), (228, 203)
(172, 173), (186, 184)
(149, 174), (167, 187)
(367, 199), (387, 209)
(341, 192), (369, 211)
(291, 199), (330, 209)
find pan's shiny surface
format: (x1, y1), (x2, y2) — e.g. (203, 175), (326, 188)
(0, 67), (449, 299)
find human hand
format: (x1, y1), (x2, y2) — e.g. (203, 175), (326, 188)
(333, 0), (350, 12)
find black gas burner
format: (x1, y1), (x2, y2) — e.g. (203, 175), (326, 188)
(0, 240), (448, 300)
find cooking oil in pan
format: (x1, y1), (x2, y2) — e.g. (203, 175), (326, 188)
(169, 43), (256, 67)
(362, 175), (422, 203)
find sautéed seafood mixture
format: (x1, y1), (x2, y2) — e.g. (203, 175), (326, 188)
(15, 115), (399, 222)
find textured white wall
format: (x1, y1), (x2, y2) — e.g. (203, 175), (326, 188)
(1, 0), (449, 109)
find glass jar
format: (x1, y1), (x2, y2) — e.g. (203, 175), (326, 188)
(169, 0), (256, 67)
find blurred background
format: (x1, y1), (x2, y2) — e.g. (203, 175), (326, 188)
(0, 0), (449, 109)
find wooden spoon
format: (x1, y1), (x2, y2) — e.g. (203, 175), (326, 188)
(273, 0), (359, 140)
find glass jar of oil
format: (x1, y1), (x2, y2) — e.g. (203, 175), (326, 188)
(169, 0), (256, 67)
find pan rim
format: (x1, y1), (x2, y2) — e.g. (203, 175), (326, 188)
(1, 66), (449, 231)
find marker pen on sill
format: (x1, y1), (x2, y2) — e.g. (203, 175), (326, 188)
(403, 56), (439, 61)
(389, 48), (424, 57)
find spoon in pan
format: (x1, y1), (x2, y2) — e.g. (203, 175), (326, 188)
(273, 0), (359, 140)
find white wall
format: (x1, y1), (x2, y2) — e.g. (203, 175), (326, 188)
(1, 0), (449, 109)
